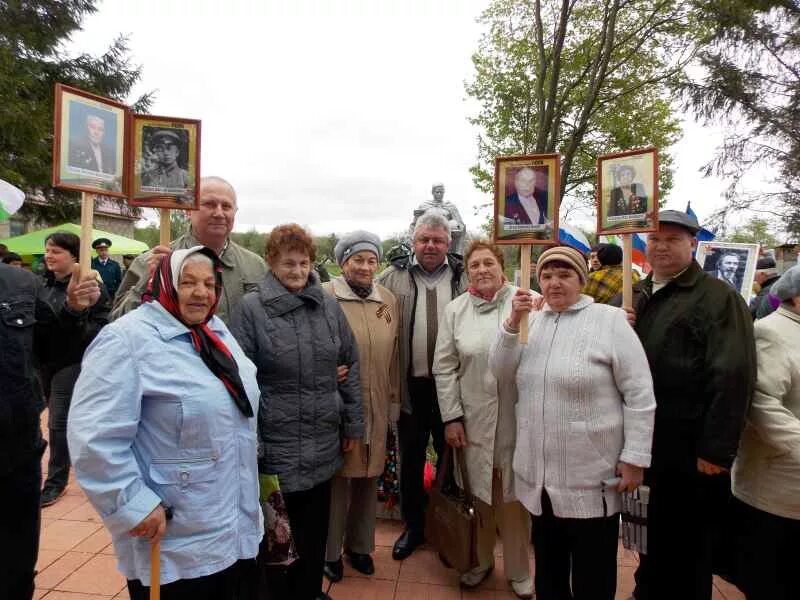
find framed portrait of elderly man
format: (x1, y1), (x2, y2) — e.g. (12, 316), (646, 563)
(597, 147), (658, 235)
(696, 241), (759, 302)
(128, 114), (201, 209)
(52, 84), (129, 198)
(493, 153), (560, 245)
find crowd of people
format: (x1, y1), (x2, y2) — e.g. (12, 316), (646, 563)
(1, 177), (798, 600)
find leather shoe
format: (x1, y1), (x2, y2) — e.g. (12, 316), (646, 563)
(346, 550), (374, 575)
(392, 529), (424, 560)
(323, 558), (343, 583)
(41, 486), (66, 507)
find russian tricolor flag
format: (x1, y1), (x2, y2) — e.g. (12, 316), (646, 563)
(599, 232), (650, 272)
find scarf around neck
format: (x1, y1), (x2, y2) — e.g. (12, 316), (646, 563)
(143, 246), (253, 418)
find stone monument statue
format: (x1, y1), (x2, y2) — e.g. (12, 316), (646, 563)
(409, 182), (466, 256)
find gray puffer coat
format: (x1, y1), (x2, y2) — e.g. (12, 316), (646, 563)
(230, 271), (364, 493)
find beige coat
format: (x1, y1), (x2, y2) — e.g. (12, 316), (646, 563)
(733, 306), (800, 520)
(323, 277), (400, 478)
(433, 284), (522, 505)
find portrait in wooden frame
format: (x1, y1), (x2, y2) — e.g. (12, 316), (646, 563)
(597, 147), (659, 235)
(695, 241), (760, 303)
(493, 153), (560, 245)
(128, 114), (201, 209)
(52, 84), (129, 198)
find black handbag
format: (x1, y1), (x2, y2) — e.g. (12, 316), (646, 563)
(424, 446), (479, 573)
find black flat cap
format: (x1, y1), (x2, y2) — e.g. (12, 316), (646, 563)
(91, 238), (112, 249)
(658, 210), (700, 234)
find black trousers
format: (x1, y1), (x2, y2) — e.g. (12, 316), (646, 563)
(397, 376), (445, 533)
(127, 558), (257, 600)
(530, 490), (619, 600)
(633, 468), (730, 600)
(733, 497), (799, 600)
(44, 364), (80, 493)
(282, 479), (332, 600)
(0, 453), (43, 600)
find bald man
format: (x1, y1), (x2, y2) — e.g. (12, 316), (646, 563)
(112, 177), (267, 324)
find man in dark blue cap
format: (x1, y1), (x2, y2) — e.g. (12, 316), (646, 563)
(141, 129), (190, 191)
(626, 209), (757, 600)
(91, 238), (122, 300)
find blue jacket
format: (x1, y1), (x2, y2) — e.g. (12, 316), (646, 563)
(68, 301), (263, 585)
(91, 256), (123, 300)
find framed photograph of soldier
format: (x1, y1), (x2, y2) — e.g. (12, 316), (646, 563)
(596, 147), (658, 235)
(52, 84), (129, 198)
(128, 114), (201, 209)
(493, 153), (560, 246)
(695, 241), (759, 302)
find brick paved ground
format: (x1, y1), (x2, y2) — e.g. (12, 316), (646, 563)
(34, 410), (745, 599)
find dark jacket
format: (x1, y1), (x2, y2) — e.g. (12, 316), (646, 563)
(35, 272), (111, 390)
(230, 271), (364, 494)
(626, 261), (756, 471)
(0, 264), (103, 472)
(91, 256), (123, 300)
(504, 191), (548, 224)
(375, 253), (467, 413)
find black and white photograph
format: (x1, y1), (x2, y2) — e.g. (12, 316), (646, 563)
(129, 114), (201, 209)
(53, 84), (129, 197)
(696, 241), (760, 302)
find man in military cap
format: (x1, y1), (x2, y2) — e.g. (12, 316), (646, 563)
(68, 114), (116, 175)
(90, 238), (123, 300)
(141, 129), (191, 191)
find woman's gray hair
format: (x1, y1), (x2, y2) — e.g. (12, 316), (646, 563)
(180, 251), (214, 277)
(413, 211), (451, 242)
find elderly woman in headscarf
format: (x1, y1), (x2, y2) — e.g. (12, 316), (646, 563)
(732, 265), (800, 600)
(321, 231), (399, 583)
(230, 224), (363, 600)
(489, 245), (656, 600)
(68, 246), (263, 600)
(433, 240), (534, 598)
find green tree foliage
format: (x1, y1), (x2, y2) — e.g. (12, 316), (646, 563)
(683, 0), (800, 239)
(230, 228), (266, 256)
(466, 0), (694, 215)
(0, 0), (153, 222)
(723, 217), (781, 249)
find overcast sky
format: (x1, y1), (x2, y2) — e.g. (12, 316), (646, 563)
(67, 0), (731, 238)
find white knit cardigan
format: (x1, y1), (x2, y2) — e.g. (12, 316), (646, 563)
(489, 295), (655, 519)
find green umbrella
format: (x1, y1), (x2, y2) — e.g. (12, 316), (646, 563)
(0, 223), (150, 256)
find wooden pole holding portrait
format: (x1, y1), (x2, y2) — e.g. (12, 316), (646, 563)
(492, 153), (561, 344)
(596, 147), (659, 310)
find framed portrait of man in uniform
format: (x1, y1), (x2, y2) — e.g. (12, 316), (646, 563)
(53, 84), (129, 198)
(128, 114), (201, 209)
(597, 147), (658, 235)
(696, 241), (759, 302)
(493, 153), (560, 245)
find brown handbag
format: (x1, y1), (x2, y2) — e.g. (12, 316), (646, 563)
(424, 446), (479, 573)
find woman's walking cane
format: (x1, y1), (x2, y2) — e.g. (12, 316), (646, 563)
(150, 505), (172, 600)
(150, 539), (161, 600)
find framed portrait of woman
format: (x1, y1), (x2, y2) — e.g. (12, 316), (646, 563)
(493, 153), (560, 246)
(597, 147), (658, 235)
(128, 114), (201, 209)
(52, 84), (129, 198)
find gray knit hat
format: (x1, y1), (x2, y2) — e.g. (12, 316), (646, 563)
(334, 230), (382, 266)
(772, 265), (800, 301)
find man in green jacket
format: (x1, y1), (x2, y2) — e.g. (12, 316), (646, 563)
(112, 176), (267, 324)
(626, 210), (756, 600)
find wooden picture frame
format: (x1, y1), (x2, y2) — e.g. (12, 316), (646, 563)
(128, 114), (201, 209)
(696, 241), (760, 303)
(597, 147), (659, 235)
(493, 153), (560, 246)
(52, 84), (129, 198)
